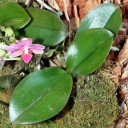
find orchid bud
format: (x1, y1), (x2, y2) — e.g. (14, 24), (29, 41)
(5, 27), (15, 37)
(9, 36), (15, 43)
(0, 26), (5, 31)
(0, 43), (8, 57)
(0, 49), (6, 57)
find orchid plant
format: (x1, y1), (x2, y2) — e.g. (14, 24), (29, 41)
(7, 38), (45, 63)
(0, 38), (45, 63)
(0, 2), (122, 125)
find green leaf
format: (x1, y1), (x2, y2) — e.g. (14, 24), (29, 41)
(77, 3), (122, 36)
(9, 67), (72, 124)
(0, 3), (31, 30)
(66, 28), (113, 76)
(23, 8), (68, 46)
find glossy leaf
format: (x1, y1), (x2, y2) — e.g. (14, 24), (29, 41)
(77, 3), (122, 36)
(9, 67), (72, 124)
(66, 28), (113, 76)
(23, 8), (68, 46)
(0, 3), (31, 29)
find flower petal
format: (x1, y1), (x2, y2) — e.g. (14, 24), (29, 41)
(29, 44), (45, 54)
(7, 38), (32, 52)
(9, 50), (23, 58)
(19, 38), (32, 46)
(0, 45), (8, 50)
(7, 44), (24, 52)
(21, 53), (33, 63)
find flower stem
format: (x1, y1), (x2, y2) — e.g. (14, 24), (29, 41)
(4, 57), (21, 61)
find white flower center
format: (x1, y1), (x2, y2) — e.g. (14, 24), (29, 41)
(24, 46), (29, 54)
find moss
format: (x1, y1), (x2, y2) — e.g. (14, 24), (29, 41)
(0, 71), (118, 128)
(71, 72), (118, 128)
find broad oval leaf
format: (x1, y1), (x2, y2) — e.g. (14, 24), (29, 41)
(9, 67), (72, 124)
(66, 28), (113, 76)
(0, 3), (31, 30)
(77, 3), (122, 36)
(23, 8), (68, 46)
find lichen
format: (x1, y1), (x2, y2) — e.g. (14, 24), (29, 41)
(0, 71), (118, 128)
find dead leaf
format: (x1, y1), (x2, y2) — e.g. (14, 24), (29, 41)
(56, 0), (101, 19)
(113, 62), (122, 76)
(77, 0), (101, 19)
(116, 119), (126, 128)
(118, 39), (128, 65)
(115, 0), (121, 4)
(56, 0), (72, 17)
(121, 64), (128, 80)
(47, 0), (60, 11)
(112, 62), (121, 84)
(123, 0), (128, 5)
(0, 87), (14, 104)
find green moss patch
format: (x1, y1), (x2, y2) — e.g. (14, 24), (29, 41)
(0, 71), (118, 128)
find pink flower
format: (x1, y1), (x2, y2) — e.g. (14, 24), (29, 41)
(7, 38), (45, 63)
